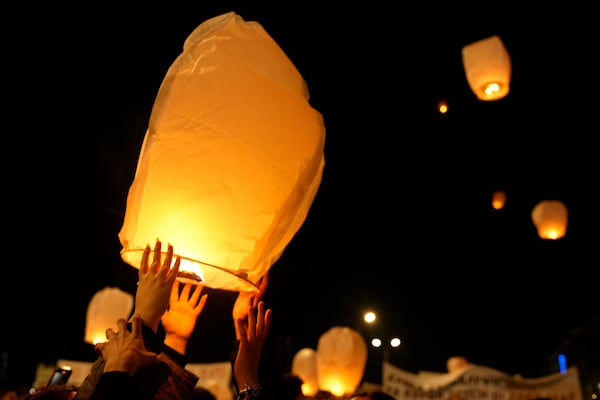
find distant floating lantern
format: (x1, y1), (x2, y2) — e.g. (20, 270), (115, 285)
(118, 12), (325, 292)
(462, 35), (511, 101)
(531, 200), (568, 240)
(85, 287), (133, 345)
(315, 326), (367, 397)
(447, 356), (469, 373)
(437, 99), (449, 114)
(491, 190), (507, 210)
(292, 348), (319, 397)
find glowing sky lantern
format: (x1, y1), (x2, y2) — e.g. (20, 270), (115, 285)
(531, 200), (568, 240)
(315, 326), (367, 397)
(118, 12), (325, 292)
(292, 348), (319, 397)
(491, 190), (507, 210)
(85, 287), (133, 345)
(462, 35), (511, 101)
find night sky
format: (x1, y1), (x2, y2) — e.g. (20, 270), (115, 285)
(4, 1), (598, 389)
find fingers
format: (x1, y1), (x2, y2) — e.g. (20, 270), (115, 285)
(178, 283), (208, 312)
(196, 293), (208, 314)
(169, 280), (181, 304)
(141, 240), (181, 279)
(258, 273), (269, 293)
(140, 244), (151, 277)
(152, 240), (162, 272)
(94, 342), (105, 356)
(105, 328), (117, 340)
(116, 318), (128, 332)
(162, 242), (172, 271)
(263, 306), (272, 335)
(187, 283), (204, 304)
(180, 281), (193, 300)
(247, 304), (257, 341)
(170, 254), (181, 278)
(160, 243), (180, 280)
(256, 302), (265, 333)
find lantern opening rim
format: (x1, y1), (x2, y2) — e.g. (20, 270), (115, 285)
(121, 248), (260, 292)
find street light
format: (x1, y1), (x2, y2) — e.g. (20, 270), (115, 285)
(370, 336), (401, 361)
(358, 309), (402, 385)
(364, 311), (376, 324)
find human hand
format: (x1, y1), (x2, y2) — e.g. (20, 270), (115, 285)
(233, 300), (272, 391)
(232, 273), (268, 339)
(133, 240), (181, 331)
(161, 281), (208, 354)
(95, 314), (160, 376)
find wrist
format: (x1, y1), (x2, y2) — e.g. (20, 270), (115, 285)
(130, 310), (161, 332)
(238, 383), (261, 400)
(163, 335), (188, 355)
(103, 358), (137, 376)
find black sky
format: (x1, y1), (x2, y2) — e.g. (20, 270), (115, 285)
(4, 1), (598, 389)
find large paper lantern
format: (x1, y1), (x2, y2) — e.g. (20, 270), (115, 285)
(292, 348), (319, 397)
(462, 35), (511, 101)
(316, 326), (367, 397)
(118, 12), (325, 292)
(531, 200), (568, 240)
(85, 287), (134, 345)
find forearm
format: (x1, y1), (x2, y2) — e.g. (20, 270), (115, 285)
(130, 307), (162, 332)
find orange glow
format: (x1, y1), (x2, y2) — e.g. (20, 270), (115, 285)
(316, 326), (367, 396)
(462, 35), (511, 101)
(292, 348), (319, 397)
(85, 287), (133, 345)
(438, 99), (449, 114)
(447, 356), (469, 373)
(531, 200), (568, 240)
(118, 12), (325, 292)
(491, 190), (507, 210)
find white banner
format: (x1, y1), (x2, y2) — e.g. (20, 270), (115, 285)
(382, 362), (583, 400)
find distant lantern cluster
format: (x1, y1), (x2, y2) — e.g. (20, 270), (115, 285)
(437, 34), (510, 113)
(433, 36), (567, 240)
(491, 190), (568, 240)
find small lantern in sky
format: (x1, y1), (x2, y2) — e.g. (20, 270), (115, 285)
(315, 326), (367, 397)
(447, 356), (470, 373)
(118, 12), (325, 293)
(85, 287), (133, 345)
(491, 190), (507, 210)
(292, 348), (319, 397)
(462, 35), (511, 101)
(531, 200), (568, 240)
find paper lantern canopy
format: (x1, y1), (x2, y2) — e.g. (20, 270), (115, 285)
(531, 200), (568, 240)
(447, 356), (470, 373)
(85, 287), (134, 345)
(315, 326), (367, 397)
(462, 35), (511, 101)
(118, 12), (325, 293)
(292, 348), (319, 397)
(491, 190), (507, 210)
